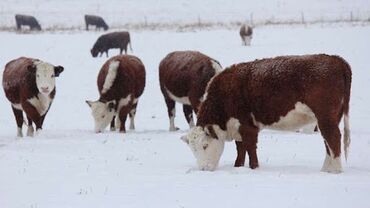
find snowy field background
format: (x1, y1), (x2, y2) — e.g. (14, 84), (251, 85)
(0, 24), (369, 208)
(1, 0), (370, 30)
(0, 0), (370, 208)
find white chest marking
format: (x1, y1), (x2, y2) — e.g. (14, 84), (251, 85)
(117, 94), (132, 111)
(166, 89), (191, 105)
(207, 117), (242, 142)
(12, 103), (23, 110)
(253, 102), (317, 131)
(27, 93), (53, 116)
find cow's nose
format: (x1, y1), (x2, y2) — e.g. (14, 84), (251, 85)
(41, 87), (49, 91)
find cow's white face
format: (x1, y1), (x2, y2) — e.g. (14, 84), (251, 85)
(181, 127), (225, 171)
(34, 61), (63, 95)
(86, 100), (116, 133)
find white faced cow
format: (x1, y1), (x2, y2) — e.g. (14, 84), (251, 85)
(3, 57), (64, 137)
(181, 54), (351, 173)
(86, 55), (145, 133)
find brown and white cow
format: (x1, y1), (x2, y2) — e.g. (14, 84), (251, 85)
(239, 24), (253, 46)
(86, 55), (145, 133)
(159, 51), (222, 131)
(2, 57), (64, 137)
(181, 54), (351, 173)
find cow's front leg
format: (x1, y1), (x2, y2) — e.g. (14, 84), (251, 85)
(110, 116), (116, 131)
(118, 106), (131, 133)
(234, 141), (246, 167)
(239, 125), (259, 169)
(21, 101), (43, 136)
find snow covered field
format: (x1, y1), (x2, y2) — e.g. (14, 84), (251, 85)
(1, 0), (370, 30)
(0, 24), (370, 207)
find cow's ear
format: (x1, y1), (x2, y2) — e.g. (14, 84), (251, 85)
(86, 100), (94, 107)
(205, 125), (219, 139)
(180, 135), (189, 144)
(54, 66), (64, 77)
(107, 100), (117, 112)
(27, 64), (37, 74)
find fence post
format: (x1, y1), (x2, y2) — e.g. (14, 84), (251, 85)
(301, 12), (305, 24)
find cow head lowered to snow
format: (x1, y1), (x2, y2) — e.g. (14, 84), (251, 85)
(86, 100), (116, 133)
(181, 126), (225, 171)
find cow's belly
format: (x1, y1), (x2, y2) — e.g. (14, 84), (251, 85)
(253, 102), (317, 131)
(166, 88), (191, 105)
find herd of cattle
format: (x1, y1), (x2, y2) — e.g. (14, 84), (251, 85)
(5, 14), (352, 174)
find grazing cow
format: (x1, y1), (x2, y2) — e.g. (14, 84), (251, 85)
(239, 24), (253, 46)
(15, 14), (41, 31)
(86, 55), (145, 133)
(181, 54), (351, 173)
(90, 31), (132, 58)
(159, 51), (222, 131)
(84, 15), (109, 31)
(2, 57), (64, 137)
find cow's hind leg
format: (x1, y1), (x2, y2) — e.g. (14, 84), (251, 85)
(317, 117), (342, 173)
(165, 98), (178, 131)
(237, 125), (259, 169)
(183, 104), (195, 129)
(110, 116), (116, 131)
(26, 116), (34, 137)
(129, 102), (138, 130)
(12, 106), (24, 137)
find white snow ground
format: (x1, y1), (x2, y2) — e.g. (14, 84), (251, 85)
(0, 24), (370, 207)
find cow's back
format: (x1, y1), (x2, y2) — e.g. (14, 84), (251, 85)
(3, 57), (34, 103)
(159, 51), (219, 97)
(199, 54), (351, 127)
(98, 55), (145, 100)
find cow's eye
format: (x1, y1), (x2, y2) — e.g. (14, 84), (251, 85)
(101, 115), (105, 119)
(51, 74), (55, 78)
(203, 144), (208, 150)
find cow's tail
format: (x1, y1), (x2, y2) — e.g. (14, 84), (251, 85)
(341, 57), (352, 161)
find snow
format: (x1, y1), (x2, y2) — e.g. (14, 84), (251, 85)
(1, 0), (370, 29)
(0, 12), (370, 208)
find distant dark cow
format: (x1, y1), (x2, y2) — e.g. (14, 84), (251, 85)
(159, 51), (222, 131)
(91, 31), (132, 58)
(86, 55), (145, 133)
(15, 14), (41, 31)
(84, 15), (109, 31)
(181, 54), (351, 173)
(239, 24), (253, 46)
(2, 57), (64, 137)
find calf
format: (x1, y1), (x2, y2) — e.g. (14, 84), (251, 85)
(3, 57), (64, 137)
(159, 51), (222, 131)
(86, 55), (145, 133)
(15, 14), (42, 31)
(181, 54), (351, 173)
(84, 15), (109, 31)
(239, 24), (253, 46)
(91, 31), (132, 58)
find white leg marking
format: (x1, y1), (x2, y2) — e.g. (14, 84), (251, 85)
(115, 116), (121, 131)
(17, 127), (23, 137)
(343, 114), (350, 161)
(102, 61), (119, 94)
(169, 108), (177, 131)
(129, 109), (136, 130)
(244, 36), (252, 46)
(189, 115), (195, 128)
(321, 144), (343, 173)
(27, 125), (34, 137)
